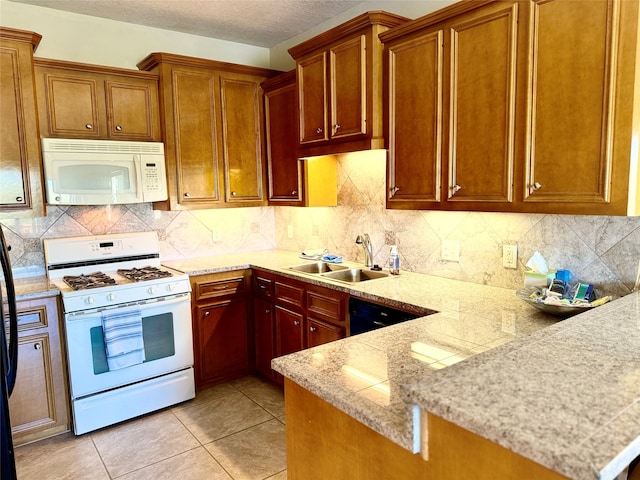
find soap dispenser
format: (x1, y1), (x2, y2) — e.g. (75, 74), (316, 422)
(389, 245), (400, 275)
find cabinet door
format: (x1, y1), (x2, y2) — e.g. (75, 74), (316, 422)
(275, 306), (304, 357)
(220, 75), (265, 203)
(525, 0), (617, 206)
(254, 297), (275, 379)
(330, 35), (367, 140)
(298, 51), (328, 144)
(445, 3), (518, 205)
(8, 297), (69, 445)
(172, 68), (222, 206)
(39, 72), (102, 138)
(194, 299), (249, 388)
(387, 31), (443, 208)
(307, 317), (345, 348)
(106, 79), (159, 140)
(0, 38), (43, 214)
(264, 79), (302, 204)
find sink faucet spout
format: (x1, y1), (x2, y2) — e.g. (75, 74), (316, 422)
(355, 234), (373, 268)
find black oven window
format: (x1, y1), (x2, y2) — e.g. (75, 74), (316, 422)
(90, 313), (176, 374)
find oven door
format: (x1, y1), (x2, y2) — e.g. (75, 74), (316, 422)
(64, 293), (193, 399)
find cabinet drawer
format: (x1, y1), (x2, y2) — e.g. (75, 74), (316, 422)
(275, 281), (304, 311)
(253, 275), (274, 300)
(306, 288), (344, 324)
(195, 277), (244, 300)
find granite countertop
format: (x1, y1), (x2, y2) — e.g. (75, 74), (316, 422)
(6, 275), (59, 301)
(13, 250), (638, 479)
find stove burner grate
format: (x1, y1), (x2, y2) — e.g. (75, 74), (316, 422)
(63, 272), (117, 291)
(117, 266), (173, 282)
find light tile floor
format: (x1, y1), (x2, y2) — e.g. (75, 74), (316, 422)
(15, 375), (287, 480)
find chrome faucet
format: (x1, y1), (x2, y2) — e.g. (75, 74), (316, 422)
(355, 234), (373, 268)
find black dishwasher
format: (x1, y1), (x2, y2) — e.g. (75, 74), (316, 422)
(349, 297), (425, 335)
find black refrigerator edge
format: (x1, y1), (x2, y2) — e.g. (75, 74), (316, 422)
(1, 224), (19, 480)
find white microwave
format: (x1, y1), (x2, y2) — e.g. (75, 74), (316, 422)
(41, 138), (168, 205)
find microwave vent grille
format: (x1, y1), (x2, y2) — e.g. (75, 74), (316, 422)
(42, 138), (164, 155)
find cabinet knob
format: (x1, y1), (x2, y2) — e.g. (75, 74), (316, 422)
(34, 343), (41, 350)
(451, 184), (462, 194)
(309, 326), (317, 332)
(85, 123), (93, 129)
(390, 186), (400, 197)
(291, 190), (297, 195)
(15, 196), (23, 203)
(204, 311), (210, 317)
(184, 192), (191, 198)
(293, 320), (300, 326)
(231, 191), (237, 196)
(532, 182), (542, 191)
(115, 125), (123, 131)
(334, 124), (341, 132)
(316, 127), (323, 134)
(265, 309), (270, 314)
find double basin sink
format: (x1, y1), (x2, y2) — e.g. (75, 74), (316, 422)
(288, 262), (390, 283)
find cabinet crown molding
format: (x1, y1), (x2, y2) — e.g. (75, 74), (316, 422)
(34, 57), (159, 81)
(137, 52), (281, 78)
(288, 10), (409, 59)
(0, 26), (42, 49)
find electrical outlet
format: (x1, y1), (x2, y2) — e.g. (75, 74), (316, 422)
(287, 225), (294, 239)
(442, 240), (460, 262)
(502, 244), (518, 269)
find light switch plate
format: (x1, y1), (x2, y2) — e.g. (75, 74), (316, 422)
(442, 240), (460, 262)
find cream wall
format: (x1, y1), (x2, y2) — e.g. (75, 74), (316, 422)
(0, 0), (270, 69)
(268, 0), (457, 71)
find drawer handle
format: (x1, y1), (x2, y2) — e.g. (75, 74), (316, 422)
(309, 326), (317, 332)
(316, 127), (323, 134)
(34, 343), (41, 350)
(293, 320), (300, 326)
(213, 285), (230, 290)
(291, 190), (297, 195)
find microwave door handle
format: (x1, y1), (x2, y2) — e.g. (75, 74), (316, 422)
(134, 156), (144, 202)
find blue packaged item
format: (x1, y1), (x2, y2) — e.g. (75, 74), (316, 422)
(556, 269), (571, 284)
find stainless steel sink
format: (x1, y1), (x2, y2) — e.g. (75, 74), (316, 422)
(320, 268), (389, 283)
(288, 262), (349, 274)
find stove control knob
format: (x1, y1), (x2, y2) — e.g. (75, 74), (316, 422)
(148, 286), (157, 295)
(167, 283), (176, 292)
(107, 293), (117, 301)
(84, 296), (95, 305)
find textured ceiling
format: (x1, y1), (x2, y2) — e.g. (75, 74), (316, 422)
(7, 0), (366, 47)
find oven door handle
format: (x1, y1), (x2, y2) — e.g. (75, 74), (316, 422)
(65, 292), (191, 318)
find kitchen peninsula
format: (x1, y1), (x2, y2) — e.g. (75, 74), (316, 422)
(161, 250), (640, 479)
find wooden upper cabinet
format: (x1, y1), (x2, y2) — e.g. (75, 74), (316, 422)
(289, 11), (409, 157)
(382, 0), (640, 215)
(34, 58), (161, 141)
(446, 3), (518, 206)
(220, 74), (265, 203)
(138, 53), (279, 210)
(262, 71), (303, 206)
(0, 28), (45, 217)
(298, 52), (328, 144)
(523, 0), (639, 215)
(387, 31), (444, 207)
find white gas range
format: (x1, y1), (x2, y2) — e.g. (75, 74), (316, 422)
(44, 231), (195, 435)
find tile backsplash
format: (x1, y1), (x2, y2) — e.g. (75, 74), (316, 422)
(2, 150), (639, 297)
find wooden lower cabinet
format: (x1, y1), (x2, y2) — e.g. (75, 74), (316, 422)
(284, 379), (567, 480)
(307, 317), (344, 348)
(190, 271), (251, 390)
(275, 306), (304, 357)
(251, 269), (347, 384)
(8, 295), (69, 445)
